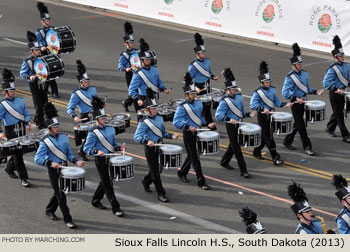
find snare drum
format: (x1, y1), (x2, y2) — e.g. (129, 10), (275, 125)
(74, 121), (95, 145)
(60, 167), (86, 192)
(130, 52), (141, 72)
(108, 155), (134, 181)
(137, 109), (148, 121)
(238, 123), (261, 148)
(170, 99), (185, 109)
(158, 144), (183, 169)
(197, 95), (212, 110)
(271, 112), (293, 135)
(34, 54), (64, 82)
(45, 26), (76, 54)
(107, 119), (125, 135)
(197, 131), (220, 155)
(212, 96), (222, 109)
(157, 104), (175, 122)
(0, 139), (18, 157)
(17, 136), (38, 154)
(110, 113), (131, 128)
(305, 100), (326, 122)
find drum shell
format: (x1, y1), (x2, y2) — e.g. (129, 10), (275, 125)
(110, 113), (131, 128)
(0, 143), (17, 157)
(46, 26), (76, 54)
(238, 131), (261, 148)
(17, 140), (38, 154)
(59, 176), (85, 192)
(305, 101), (326, 122)
(170, 99), (185, 109)
(34, 55), (64, 81)
(107, 119), (126, 135)
(158, 145), (183, 169)
(158, 110), (174, 122)
(197, 132), (220, 155)
(212, 97), (221, 109)
(108, 157), (134, 181)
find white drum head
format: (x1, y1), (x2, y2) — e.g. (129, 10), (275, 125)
(239, 123), (261, 134)
(305, 100), (326, 109)
(197, 131), (220, 140)
(110, 155), (133, 165)
(159, 144), (183, 154)
(272, 112), (293, 121)
(61, 167), (86, 178)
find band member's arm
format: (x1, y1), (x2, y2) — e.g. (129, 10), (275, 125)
(34, 141), (51, 167)
(273, 89), (286, 108)
(173, 106), (190, 129)
(111, 134), (122, 151)
(23, 102), (31, 124)
(160, 118), (172, 139)
(215, 100), (229, 122)
(128, 74), (141, 100)
(188, 64), (197, 79)
(118, 53), (130, 72)
(323, 68), (337, 91)
(66, 92), (80, 118)
(0, 106), (5, 135)
(250, 92), (264, 112)
(64, 136), (79, 164)
(282, 76), (296, 101)
(134, 121), (149, 144)
(336, 215), (350, 234)
(155, 69), (167, 92)
(20, 61), (35, 82)
(35, 29), (46, 47)
(83, 131), (98, 156)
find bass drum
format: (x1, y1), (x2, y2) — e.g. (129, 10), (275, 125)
(34, 54), (64, 82)
(130, 52), (141, 72)
(45, 26), (76, 54)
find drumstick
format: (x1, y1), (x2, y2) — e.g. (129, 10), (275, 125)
(196, 128), (211, 131)
(80, 118), (89, 122)
(93, 153), (121, 157)
(60, 166), (78, 169)
(122, 143), (125, 156)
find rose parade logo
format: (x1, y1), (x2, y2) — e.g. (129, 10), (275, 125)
(255, 0), (283, 24)
(50, 34), (56, 43)
(318, 14), (332, 33)
(262, 4), (275, 23)
(204, 0), (230, 14)
(309, 5), (341, 33)
(38, 63), (44, 72)
(163, 0), (173, 5)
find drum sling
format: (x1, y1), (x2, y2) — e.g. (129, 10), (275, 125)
(332, 65), (348, 87)
(43, 137), (67, 162)
(183, 104), (201, 127)
(75, 90), (92, 107)
(138, 71), (160, 93)
(144, 119), (163, 138)
(93, 128), (114, 153)
(224, 98), (243, 119)
(290, 73), (308, 94)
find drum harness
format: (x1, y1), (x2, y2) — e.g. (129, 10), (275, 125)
(1, 100), (26, 137)
(75, 89), (92, 107)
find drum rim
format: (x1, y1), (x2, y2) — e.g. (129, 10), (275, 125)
(305, 100), (326, 109)
(61, 167), (86, 178)
(197, 131), (220, 140)
(110, 155), (133, 163)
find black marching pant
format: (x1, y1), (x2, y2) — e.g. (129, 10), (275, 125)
(220, 123), (248, 174)
(134, 95), (146, 112)
(196, 82), (213, 124)
(327, 91), (350, 138)
(46, 167), (72, 223)
(284, 103), (312, 150)
(4, 125), (28, 180)
(177, 130), (206, 186)
(124, 71), (134, 108)
(45, 79), (59, 96)
(29, 81), (48, 128)
(143, 145), (166, 195)
(77, 113), (91, 152)
(92, 156), (121, 213)
(253, 112), (279, 160)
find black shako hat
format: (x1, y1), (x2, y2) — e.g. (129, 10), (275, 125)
(123, 22), (134, 43)
(258, 61), (271, 83)
(193, 33), (205, 53)
(37, 2), (50, 20)
(332, 35), (344, 57)
(76, 60), (89, 82)
(138, 38), (157, 66)
(223, 68), (240, 91)
(182, 72), (196, 94)
(27, 31), (40, 50)
(45, 102), (60, 128)
(332, 174), (350, 201)
(288, 181), (312, 216)
(239, 207), (267, 234)
(92, 96), (106, 119)
(2, 68), (16, 91)
(290, 43), (303, 64)
(143, 88), (158, 108)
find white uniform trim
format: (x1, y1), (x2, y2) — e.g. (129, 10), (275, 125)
(43, 137), (67, 162)
(183, 103), (201, 127)
(144, 119), (163, 138)
(192, 61), (211, 78)
(93, 128), (114, 153)
(257, 89), (275, 108)
(0, 101), (25, 121)
(224, 98), (243, 118)
(75, 90), (92, 107)
(332, 65), (349, 87)
(290, 73), (309, 94)
(341, 212), (350, 227)
(138, 71), (160, 93)
(122, 52), (130, 60)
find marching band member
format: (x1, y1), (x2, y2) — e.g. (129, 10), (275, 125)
(35, 102), (85, 229)
(173, 72), (216, 190)
(83, 96), (126, 216)
(215, 68), (255, 178)
(128, 38), (169, 112)
(66, 60), (96, 161)
(0, 69), (31, 187)
(282, 43), (323, 156)
(188, 33), (219, 124)
(239, 207), (267, 234)
(35, 2), (59, 98)
(323, 35), (350, 143)
(20, 31), (48, 130)
(288, 181), (326, 234)
(134, 89), (179, 202)
(118, 22), (138, 112)
(332, 175), (350, 234)
(250, 61), (288, 166)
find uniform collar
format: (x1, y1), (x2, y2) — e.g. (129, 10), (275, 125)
(142, 66), (150, 71)
(49, 133), (59, 139)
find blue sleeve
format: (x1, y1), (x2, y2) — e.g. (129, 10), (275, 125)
(215, 100), (228, 121)
(240, 96), (247, 116)
(273, 92), (282, 107)
(35, 30), (46, 47)
(156, 69), (166, 91)
(23, 103), (31, 123)
(66, 92), (79, 118)
(118, 53), (129, 72)
(65, 136), (77, 164)
(337, 217), (350, 234)
(160, 118), (172, 138)
(173, 106), (188, 129)
(207, 59), (213, 76)
(20, 61), (31, 81)
(34, 141), (50, 167)
(128, 74), (141, 100)
(188, 64), (197, 79)
(134, 121), (148, 144)
(323, 68), (336, 90)
(83, 131), (98, 156)
(112, 132), (119, 151)
(0, 104), (6, 123)
(282, 76), (294, 99)
(305, 72), (313, 94)
(250, 91), (261, 111)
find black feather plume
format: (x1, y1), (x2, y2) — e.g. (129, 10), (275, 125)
(333, 35), (342, 49)
(76, 60), (86, 75)
(139, 38), (149, 53)
(223, 68), (235, 82)
(183, 72), (193, 86)
(37, 2), (49, 14)
(239, 207), (258, 226)
(259, 61), (269, 76)
(91, 96), (105, 110)
(45, 102), (58, 119)
(332, 175), (348, 190)
(194, 33), (204, 46)
(124, 22), (133, 35)
(2, 68), (15, 83)
(146, 88), (155, 100)
(292, 43), (301, 57)
(288, 181), (308, 203)
(26, 31), (37, 43)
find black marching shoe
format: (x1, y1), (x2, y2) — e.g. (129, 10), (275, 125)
(343, 137), (350, 143)
(157, 194), (169, 203)
(273, 157), (284, 166)
(6, 171), (18, 179)
(200, 184), (211, 190)
(45, 211), (59, 221)
(221, 164), (235, 170)
(304, 149), (315, 156)
(326, 129), (337, 137)
(66, 221), (77, 229)
(122, 101), (129, 112)
(141, 180), (152, 193)
(241, 172), (250, 178)
(179, 175), (190, 183)
(283, 143), (296, 150)
(92, 202), (107, 210)
(21, 179), (31, 187)
(114, 209), (125, 217)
